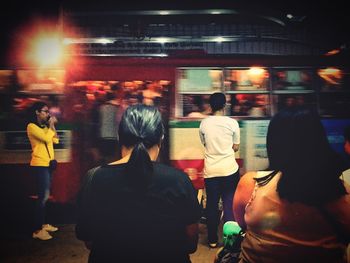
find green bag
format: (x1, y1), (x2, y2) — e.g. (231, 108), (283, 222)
(215, 221), (245, 263)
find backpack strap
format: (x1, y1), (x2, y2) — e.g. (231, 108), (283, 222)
(44, 143), (51, 159)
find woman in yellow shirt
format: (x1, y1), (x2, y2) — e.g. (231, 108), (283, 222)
(27, 101), (59, 240)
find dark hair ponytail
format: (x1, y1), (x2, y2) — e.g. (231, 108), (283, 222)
(126, 142), (153, 190)
(118, 104), (164, 191)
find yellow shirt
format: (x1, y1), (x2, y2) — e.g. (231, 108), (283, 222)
(27, 123), (59, 167)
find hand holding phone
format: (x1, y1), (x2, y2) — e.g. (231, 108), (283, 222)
(48, 116), (58, 127)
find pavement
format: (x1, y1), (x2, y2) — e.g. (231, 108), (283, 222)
(0, 201), (222, 263)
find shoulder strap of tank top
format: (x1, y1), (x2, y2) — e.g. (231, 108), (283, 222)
(254, 170), (279, 187)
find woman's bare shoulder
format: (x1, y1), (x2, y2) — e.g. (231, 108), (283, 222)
(235, 172), (257, 199)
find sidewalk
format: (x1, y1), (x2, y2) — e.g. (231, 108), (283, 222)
(0, 201), (221, 263)
(0, 223), (220, 263)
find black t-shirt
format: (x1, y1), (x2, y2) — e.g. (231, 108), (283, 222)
(76, 162), (201, 263)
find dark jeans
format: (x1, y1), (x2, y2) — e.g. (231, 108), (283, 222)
(204, 170), (240, 243)
(31, 166), (52, 231)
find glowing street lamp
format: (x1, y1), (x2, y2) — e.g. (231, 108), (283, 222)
(33, 36), (64, 67)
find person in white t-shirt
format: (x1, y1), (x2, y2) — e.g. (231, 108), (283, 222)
(199, 92), (240, 248)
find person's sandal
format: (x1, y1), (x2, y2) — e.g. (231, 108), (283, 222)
(43, 224), (58, 232)
(208, 242), (218, 248)
(33, 229), (52, 240)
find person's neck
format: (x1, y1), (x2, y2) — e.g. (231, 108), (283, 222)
(36, 118), (46, 127)
(109, 144), (160, 165)
(213, 109), (224, 116)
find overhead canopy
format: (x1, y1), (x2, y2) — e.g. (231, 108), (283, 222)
(1, 0), (349, 64)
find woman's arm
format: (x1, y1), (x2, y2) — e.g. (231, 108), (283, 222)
(179, 171), (201, 254)
(185, 223), (199, 254)
(48, 117), (59, 144)
(27, 123), (56, 144)
(75, 167), (99, 243)
(325, 182), (350, 242)
(233, 172), (256, 230)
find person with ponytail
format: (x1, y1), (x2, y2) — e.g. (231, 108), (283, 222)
(76, 104), (201, 263)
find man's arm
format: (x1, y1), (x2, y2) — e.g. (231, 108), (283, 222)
(232, 119), (240, 152)
(198, 124), (205, 146)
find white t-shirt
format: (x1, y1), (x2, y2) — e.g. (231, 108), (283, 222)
(341, 168), (350, 185)
(199, 116), (240, 178)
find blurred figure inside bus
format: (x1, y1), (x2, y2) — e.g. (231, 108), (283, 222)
(98, 90), (121, 163)
(187, 95), (210, 118)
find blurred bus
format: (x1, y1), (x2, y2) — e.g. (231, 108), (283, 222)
(1, 54), (350, 203)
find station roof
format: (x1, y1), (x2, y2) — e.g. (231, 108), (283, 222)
(1, 0), (349, 61)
